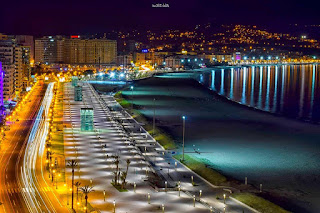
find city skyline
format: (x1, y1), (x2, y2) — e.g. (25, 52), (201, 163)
(1, 0), (320, 35)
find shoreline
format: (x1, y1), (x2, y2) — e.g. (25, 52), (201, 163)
(92, 82), (292, 213)
(91, 69), (319, 212)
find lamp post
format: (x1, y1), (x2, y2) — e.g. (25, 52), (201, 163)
(130, 86), (134, 110)
(165, 181), (167, 193)
(113, 200), (116, 213)
(148, 193), (150, 204)
(103, 190), (106, 202)
(134, 182), (136, 193)
(162, 204), (165, 213)
(193, 195), (196, 207)
(223, 193), (226, 204)
(182, 116), (186, 161)
(153, 98), (156, 136)
(199, 190), (202, 199)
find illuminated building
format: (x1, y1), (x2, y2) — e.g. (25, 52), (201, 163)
(80, 108), (94, 131)
(74, 86), (82, 101)
(35, 36), (64, 64)
(0, 40), (23, 101)
(233, 52), (241, 61)
(0, 62), (3, 106)
(21, 46), (31, 90)
(64, 36), (117, 65)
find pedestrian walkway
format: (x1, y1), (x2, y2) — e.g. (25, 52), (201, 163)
(63, 82), (258, 213)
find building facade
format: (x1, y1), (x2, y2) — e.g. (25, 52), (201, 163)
(35, 36), (64, 64)
(0, 40), (17, 102)
(64, 38), (117, 65)
(0, 62), (4, 106)
(35, 36), (117, 65)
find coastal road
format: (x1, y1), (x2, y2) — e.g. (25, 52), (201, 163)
(0, 82), (46, 212)
(20, 82), (68, 213)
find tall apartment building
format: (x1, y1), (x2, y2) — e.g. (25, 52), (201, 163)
(14, 46), (23, 98)
(35, 36), (117, 65)
(0, 41), (15, 102)
(0, 62), (4, 107)
(15, 35), (34, 62)
(21, 46), (31, 89)
(64, 38), (117, 65)
(0, 35), (32, 101)
(35, 36), (64, 64)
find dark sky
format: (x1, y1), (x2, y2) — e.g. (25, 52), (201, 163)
(1, 0), (319, 35)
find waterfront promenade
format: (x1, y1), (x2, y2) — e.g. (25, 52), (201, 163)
(63, 82), (257, 212)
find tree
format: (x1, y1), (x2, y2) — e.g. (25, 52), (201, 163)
(113, 156), (120, 185)
(121, 159), (131, 189)
(120, 171), (127, 189)
(67, 159), (78, 210)
(74, 181), (81, 202)
(80, 185), (94, 213)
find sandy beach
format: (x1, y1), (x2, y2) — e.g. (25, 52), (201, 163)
(92, 72), (320, 212)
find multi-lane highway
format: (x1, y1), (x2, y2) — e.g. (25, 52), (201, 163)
(0, 82), (46, 212)
(20, 82), (67, 213)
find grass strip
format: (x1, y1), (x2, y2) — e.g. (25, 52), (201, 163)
(174, 154), (227, 186)
(232, 193), (291, 213)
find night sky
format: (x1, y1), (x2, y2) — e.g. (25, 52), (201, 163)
(1, 0), (319, 35)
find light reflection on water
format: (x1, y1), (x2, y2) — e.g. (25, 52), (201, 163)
(198, 64), (320, 122)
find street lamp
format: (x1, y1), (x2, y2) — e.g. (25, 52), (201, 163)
(165, 181), (167, 193)
(199, 190), (202, 199)
(103, 190), (106, 202)
(130, 86), (134, 109)
(113, 200), (116, 213)
(193, 195), (196, 207)
(182, 116), (186, 161)
(223, 193), (226, 204)
(148, 193), (150, 204)
(153, 98), (156, 136)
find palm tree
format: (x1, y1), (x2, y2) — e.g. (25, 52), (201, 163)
(74, 181), (81, 202)
(122, 159), (131, 188)
(113, 156), (120, 185)
(67, 159), (78, 210)
(80, 185), (94, 213)
(120, 171), (127, 189)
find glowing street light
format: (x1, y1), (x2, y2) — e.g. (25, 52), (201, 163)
(182, 116), (186, 161)
(130, 86), (134, 109)
(113, 200), (116, 213)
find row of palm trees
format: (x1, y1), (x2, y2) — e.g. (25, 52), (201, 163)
(112, 155), (131, 190)
(67, 159), (94, 213)
(67, 156), (131, 212)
